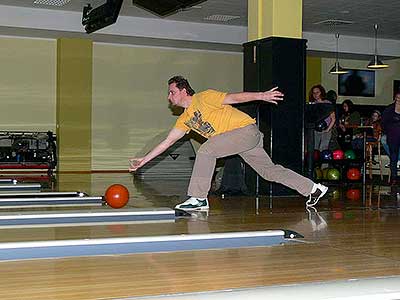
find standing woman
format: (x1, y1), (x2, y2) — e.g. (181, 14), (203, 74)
(382, 92), (400, 184)
(309, 84), (336, 151)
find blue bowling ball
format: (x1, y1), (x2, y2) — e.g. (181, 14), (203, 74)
(321, 150), (332, 160)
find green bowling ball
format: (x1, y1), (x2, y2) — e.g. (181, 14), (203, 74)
(326, 168), (341, 180)
(344, 149), (356, 160)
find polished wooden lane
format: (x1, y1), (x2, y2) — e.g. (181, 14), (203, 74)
(0, 173), (399, 299)
(1, 234), (399, 299)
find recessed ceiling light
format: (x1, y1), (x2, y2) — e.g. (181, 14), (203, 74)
(33, 0), (71, 7)
(204, 15), (240, 22)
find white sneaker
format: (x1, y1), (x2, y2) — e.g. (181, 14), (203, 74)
(306, 184), (328, 207)
(306, 206), (328, 231)
(175, 197), (209, 211)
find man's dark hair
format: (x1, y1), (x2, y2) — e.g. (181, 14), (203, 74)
(168, 76), (195, 96)
(326, 90), (338, 104)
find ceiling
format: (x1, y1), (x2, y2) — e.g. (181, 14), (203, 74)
(0, 0), (399, 40)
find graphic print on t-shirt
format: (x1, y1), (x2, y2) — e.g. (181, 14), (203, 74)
(184, 110), (215, 138)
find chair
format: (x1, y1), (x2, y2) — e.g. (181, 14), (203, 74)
(366, 184), (382, 208)
(366, 135), (384, 181)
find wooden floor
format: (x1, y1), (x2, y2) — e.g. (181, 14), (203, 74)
(0, 173), (399, 299)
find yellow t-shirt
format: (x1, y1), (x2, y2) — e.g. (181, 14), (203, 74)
(174, 89), (256, 138)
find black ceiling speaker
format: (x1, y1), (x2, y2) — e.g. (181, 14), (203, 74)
(132, 0), (207, 17)
(82, 0), (123, 34)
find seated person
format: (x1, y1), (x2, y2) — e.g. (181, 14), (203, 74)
(351, 110), (382, 150)
(337, 99), (361, 150)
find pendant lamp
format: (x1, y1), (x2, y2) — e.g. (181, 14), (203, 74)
(367, 24), (389, 69)
(329, 33), (348, 74)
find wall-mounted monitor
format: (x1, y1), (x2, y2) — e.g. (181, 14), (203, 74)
(338, 69), (375, 97)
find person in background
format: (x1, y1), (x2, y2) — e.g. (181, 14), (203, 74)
(326, 90), (338, 105)
(351, 110), (382, 150)
(381, 134), (400, 169)
(337, 99), (361, 150)
(326, 90), (340, 150)
(382, 92), (400, 184)
(309, 84), (336, 152)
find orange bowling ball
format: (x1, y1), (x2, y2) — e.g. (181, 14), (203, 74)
(105, 184), (129, 208)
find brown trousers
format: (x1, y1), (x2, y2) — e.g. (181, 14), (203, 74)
(187, 124), (314, 198)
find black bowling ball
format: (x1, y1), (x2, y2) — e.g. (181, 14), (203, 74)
(315, 119), (328, 132)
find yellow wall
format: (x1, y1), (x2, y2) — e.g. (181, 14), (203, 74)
(0, 37), (56, 131)
(92, 44), (243, 170)
(56, 38), (92, 172)
(248, 0), (302, 40)
(0, 36), (242, 171)
(306, 56), (322, 101)
(321, 57), (400, 105)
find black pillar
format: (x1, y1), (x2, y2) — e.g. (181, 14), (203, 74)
(240, 37), (307, 196)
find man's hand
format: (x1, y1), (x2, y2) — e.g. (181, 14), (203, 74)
(129, 157), (146, 172)
(127, 128), (186, 173)
(260, 87), (284, 105)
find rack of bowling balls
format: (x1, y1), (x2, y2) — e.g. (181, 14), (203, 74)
(313, 149), (362, 183)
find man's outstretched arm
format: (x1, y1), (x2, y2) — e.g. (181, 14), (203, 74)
(129, 127), (186, 172)
(223, 87), (284, 105)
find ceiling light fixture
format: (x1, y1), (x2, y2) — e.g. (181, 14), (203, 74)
(204, 15), (240, 22)
(329, 33), (348, 75)
(33, 0), (71, 6)
(367, 24), (389, 69)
